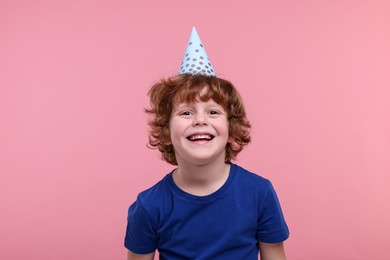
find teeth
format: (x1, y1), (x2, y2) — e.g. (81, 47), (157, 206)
(189, 134), (212, 141)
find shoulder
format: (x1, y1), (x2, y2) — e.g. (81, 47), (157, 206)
(136, 174), (172, 205)
(231, 163), (273, 192)
(132, 173), (174, 219)
(229, 163), (278, 211)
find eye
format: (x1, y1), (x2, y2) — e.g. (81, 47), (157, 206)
(179, 110), (192, 116)
(208, 109), (221, 115)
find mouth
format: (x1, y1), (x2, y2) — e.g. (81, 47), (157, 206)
(187, 134), (215, 142)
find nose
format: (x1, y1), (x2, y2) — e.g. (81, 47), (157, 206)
(192, 113), (208, 126)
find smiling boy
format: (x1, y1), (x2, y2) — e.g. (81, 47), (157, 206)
(125, 28), (289, 259)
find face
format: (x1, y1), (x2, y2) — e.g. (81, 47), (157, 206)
(168, 95), (231, 167)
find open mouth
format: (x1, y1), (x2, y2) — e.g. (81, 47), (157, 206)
(187, 134), (215, 142)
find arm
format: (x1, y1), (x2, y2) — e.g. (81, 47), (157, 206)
(258, 242), (286, 260)
(127, 250), (155, 260)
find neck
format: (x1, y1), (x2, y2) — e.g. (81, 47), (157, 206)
(173, 158), (231, 196)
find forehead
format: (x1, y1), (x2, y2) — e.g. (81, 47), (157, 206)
(172, 85), (226, 108)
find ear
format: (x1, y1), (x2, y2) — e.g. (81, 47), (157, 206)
(163, 135), (172, 145)
(163, 127), (172, 145)
(228, 136), (235, 144)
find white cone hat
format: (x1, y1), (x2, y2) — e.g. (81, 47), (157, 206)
(179, 27), (216, 76)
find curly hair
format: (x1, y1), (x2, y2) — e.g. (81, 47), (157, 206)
(145, 74), (251, 165)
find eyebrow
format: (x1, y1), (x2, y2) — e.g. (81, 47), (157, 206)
(173, 102), (225, 111)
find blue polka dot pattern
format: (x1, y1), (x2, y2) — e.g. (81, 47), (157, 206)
(179, 27), (216, 76)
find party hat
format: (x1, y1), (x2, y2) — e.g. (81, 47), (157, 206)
(179, 27), (216, 76)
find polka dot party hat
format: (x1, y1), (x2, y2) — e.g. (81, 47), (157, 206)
(179, 27), (215, 76)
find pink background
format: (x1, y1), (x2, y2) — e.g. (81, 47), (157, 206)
(1, 0), (389, 259)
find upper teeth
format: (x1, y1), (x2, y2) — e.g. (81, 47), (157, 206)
(189, 134), (212, 141)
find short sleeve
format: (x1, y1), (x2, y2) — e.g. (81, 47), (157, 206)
(256, 180), (289, 243)
(124, 197), (157, 254)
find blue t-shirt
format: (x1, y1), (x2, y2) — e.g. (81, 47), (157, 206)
(125, 163), (289, 259)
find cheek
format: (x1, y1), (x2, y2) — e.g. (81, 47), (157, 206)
(168, 124), (182, 142)
(221, 120), (230, 134)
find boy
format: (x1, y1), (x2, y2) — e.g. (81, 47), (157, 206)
(125, 28), (289, 260)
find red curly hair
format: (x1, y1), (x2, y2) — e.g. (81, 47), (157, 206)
(145, 74), (251, 165)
